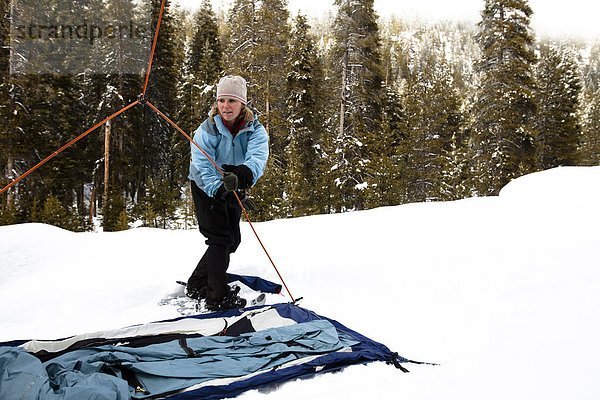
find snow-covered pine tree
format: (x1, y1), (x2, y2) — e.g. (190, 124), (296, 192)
(0, 75), (27, 223)
(331, 0), (386, 211)
(361, 17), (408, 208)
(0, 0), (6, 78)
(363, 82), (405, 208)
(580, 89), (600, 166)
(98, 0), (148, 231)
(379, 17), (405, 89)
(581, 43), (600, 100)
(5, 77), (87, 227)
(471, 0), (538, 196)
(178, 0), (222, 134)
(0, 0), (95, 228)
(186, 0), (223, 82)
(0, 0), (10, 200)
(578, 43), (600, 166)
(254, 0), (290, 134)
(223, 0), (257, 78)
(402, 29), (463, 203)
(233, 0), (291, 221)
(148, 0), (184, 169)
(534, 43), (582, 169)
(284, 13), (328, 217)
(175, 0), (223, 191)
(127, 0), (184, 228)
(0, 0), (18, 225)
(305, 18), (340, 215)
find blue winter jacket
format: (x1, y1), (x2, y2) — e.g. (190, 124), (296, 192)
(188, 114), (269, 197)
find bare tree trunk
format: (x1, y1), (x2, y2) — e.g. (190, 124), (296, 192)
(5, 156), (14, 204)
(103, 120), (111, 206)
(338, 54), (347, 140)
(89, 187), (96, 223)
(265, 79), (270, 133)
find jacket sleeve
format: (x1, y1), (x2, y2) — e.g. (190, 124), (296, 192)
(243, 118), (269, 185)
(190, 123), (222, 197)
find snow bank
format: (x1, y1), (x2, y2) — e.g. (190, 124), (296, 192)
(1, 166), (600, 400)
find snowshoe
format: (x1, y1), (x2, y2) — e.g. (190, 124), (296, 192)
(185, 283), (239, 300)
(206, 291), (247, 311)
(185, 286), (206, 300)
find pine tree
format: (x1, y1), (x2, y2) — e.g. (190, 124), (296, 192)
(309, 32), (340, 215)
(377, 18), (478, 205)
(380, 17), (405, 87)
(364, 83), (406, 208)
(41, 195), (74, 230)
(253, 0), (290, 135)
(5, 72), (87, 223)
(581, 43), (600, 99)
(534, 43), (582, 169)
(146, 172), (179, 228)
(331, 0), (386, 211)
(223, 0), (258, 78)
(178, 0), (222, 134)
(284, 13), (327, 217)
(402, 36), (463, 203)
(74, 0), (131, 230)
(121, 0), (184, 228)
(0, 0), (7, 77)
(223, 0), (291, 221)
(580, 89), (600, 165)
(172, 0), (223, 198)
(103, 187), (127, 231)
(0, 197), (17, 225)
(175, 0), (223, 192)
(252, 0), (290, 220)
(471, 0), (538, 196)
(2, 0), (136, 228)
(0, 0), (11, 202)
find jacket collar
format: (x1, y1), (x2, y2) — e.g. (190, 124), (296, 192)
(214, 115), (253, 138)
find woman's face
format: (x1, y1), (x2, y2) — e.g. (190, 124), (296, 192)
(217, 97), (243, 123)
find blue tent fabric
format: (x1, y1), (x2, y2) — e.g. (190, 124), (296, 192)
(0, 346), (131, 400)
(226, 273), (282, 294)
(170, 303), (411, 400)
(0, 303), (412, 400)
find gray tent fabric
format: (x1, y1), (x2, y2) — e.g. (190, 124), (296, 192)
(0, 320), (357, 399)
(0, 346), (130, 400)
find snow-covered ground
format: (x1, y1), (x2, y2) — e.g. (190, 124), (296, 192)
(1, 166), (600, 400)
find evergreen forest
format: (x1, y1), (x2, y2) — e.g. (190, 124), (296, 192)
(1, 0), (599, 230)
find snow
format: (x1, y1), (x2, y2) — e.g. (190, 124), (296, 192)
(2, 166), (600, 399)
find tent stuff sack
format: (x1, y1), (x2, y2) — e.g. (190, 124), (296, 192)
(0, 303), (415, 400)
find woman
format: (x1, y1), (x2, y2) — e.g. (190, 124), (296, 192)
(187, 75), (269, 311)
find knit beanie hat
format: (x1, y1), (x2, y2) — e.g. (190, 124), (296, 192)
(216, 75), (247, 105)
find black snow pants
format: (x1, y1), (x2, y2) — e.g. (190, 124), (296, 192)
(187, 180), (242, 302)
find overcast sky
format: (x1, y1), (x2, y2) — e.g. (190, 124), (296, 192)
(176, 0), (600, 40)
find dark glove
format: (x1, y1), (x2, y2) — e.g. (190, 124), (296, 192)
(221, 164), (254, 190)
(221, 171), (238, 192)
(240, 193), (257, 211)
(221, 164), (236, 173)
